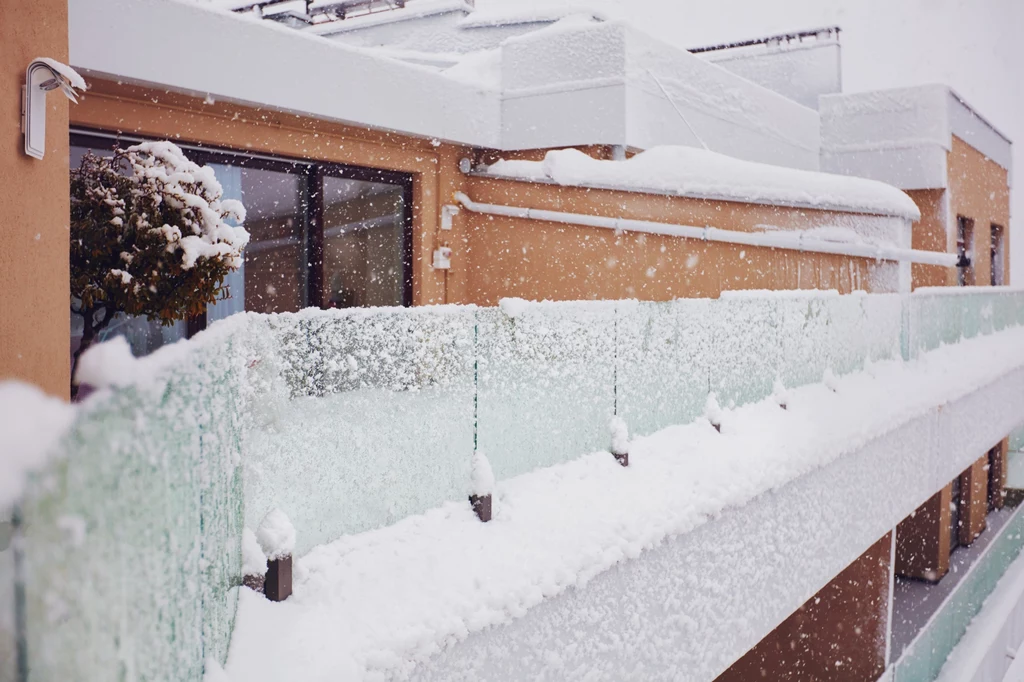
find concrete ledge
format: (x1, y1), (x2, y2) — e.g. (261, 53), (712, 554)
(406, 365), (1024, 682)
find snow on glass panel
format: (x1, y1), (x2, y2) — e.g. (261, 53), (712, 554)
(241, 307), (475, 555)
(475, 301), (616, 481)
(17, 338), (243, 681)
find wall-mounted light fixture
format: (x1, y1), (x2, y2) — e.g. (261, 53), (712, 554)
(22, 58), (87, 160)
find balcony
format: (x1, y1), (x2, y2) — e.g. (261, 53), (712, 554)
(4, 287), (1024, 681)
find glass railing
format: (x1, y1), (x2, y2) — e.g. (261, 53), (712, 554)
(6, 287), (1024, 681)
(892, 505), (1024, 682)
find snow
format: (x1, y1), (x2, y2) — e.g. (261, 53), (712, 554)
(126, 141), (249, 270)
(771, 377), (790, 408)
(0, 382), (76, 510)
(497, 297), (530, 319)
(73, 336), (138, 388)
(823, 367), (840, 392)
(608, 416), (628, 456)
(704, 392), (723, 428)
(457, 1), (603, 29)
(441, 48), (502, 90)
(469, 452), (495, 497)
(484, 146), (921, 220)
(256, 509), (296, 560)
(203, 657), (233, 682)
(220, 324), (1024, 682)
(242, 528), (267, 578)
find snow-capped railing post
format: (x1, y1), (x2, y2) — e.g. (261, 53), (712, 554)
(610, 417), (629, 467)
(257, 510), (295, 601)
(772, 378), (789, 411)
(469, 452), (494, 522)
(705, 393), (723, 433)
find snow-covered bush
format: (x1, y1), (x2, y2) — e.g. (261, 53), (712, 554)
(70, 141), (248, 377)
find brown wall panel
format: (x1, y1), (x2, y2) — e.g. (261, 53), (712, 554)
(959, 456), (990, 546)
(896, 484), (952, 582)
(715, 533), (892, 682)
(0, 0), (71, 397)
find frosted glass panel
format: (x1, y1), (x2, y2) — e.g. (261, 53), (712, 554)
(476, 302), (616, 480)
(241, 309), (476, 555)
(616, 300), (712, 437)
(18, 339), (243, 682)
(709, 296), (781, 408)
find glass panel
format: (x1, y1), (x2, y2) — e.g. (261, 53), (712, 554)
(241, 309), (476, 555)
(19, 337), (243, 681)
(234, 167), (308, 315)
(616, 299), (712, 437)
(206, 163), (246, 322)
(476, 302), (616, 481)
(321, 175), (407, 309)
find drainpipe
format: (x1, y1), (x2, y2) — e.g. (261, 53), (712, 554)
(453, 192), (957, 267)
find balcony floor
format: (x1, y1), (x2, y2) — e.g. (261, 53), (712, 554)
(891, 504), (1017, 659)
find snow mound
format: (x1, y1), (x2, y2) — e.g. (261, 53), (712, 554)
(256, 509), (295, 560)
(609, 416), (628, 455)
(470, 451), (496, 497)
(485, 146), (921, 220)
(771, 378), (790, 408)
(498, 297), (531, 319)
(704, 392), (724, 426)
(74, 336), (137, 388)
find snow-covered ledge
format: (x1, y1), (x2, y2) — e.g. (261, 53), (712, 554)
(223, 327), (1024, 682)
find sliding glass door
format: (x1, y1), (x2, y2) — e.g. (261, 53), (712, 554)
(318, 168), (412, 309)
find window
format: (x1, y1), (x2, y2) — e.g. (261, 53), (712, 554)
(956, 216), (975, 287)
(318, 169), (412, 309)
(70, 130), (413, 356)
(991, 224), (1006, 286)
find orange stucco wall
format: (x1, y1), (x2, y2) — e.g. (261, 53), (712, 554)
(948, 135), (1011, 287)
(0, 0), (71, 398)
(908, 136), (1011, 290)
(907, 188), (949, 289)
(450, 176), (900, 305)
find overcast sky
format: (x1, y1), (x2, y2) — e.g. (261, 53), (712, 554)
(581, 0), (1022, 280)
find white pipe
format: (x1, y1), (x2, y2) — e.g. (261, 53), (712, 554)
(454, 192), (957, 267)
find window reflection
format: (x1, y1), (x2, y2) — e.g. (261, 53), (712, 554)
(322, 175), (407, 309)
(210, 165), (309, 318)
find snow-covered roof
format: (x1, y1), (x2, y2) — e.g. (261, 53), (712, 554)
(821, 84), (1014, 190)
(480, 147), (922, 220)
(70, 0), (820, 169)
